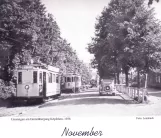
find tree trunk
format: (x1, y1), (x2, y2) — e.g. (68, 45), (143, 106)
(117, 72), (120, 84)
(114, 73), (117, 84)
(125, 70), (129, 86)
(137, 69), (140, 88)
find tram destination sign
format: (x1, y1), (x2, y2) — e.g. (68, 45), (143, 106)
(17, 65), (34, 70)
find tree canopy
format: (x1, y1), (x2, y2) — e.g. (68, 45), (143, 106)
(148, 0), (159, 5)
(0, 0), (92, 84)
(88, 0), (161, 86)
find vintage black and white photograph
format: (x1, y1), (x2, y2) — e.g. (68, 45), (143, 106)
(0, 0), (161, 117)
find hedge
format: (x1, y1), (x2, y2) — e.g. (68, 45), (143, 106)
(0, 79), (16, 100)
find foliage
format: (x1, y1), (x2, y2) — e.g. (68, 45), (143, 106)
(0, 79), (16, 99)
(0, 0), (91, 85)
(148, 0), (159, 5)
(79, 63), (92, 85)
(90, 79), (97, 87)
(88, 0), (161, 86)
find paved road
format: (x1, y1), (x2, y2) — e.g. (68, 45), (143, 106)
(1, 87), (161, 117)
(147, 88), (161, 98)
(18, 88), (161, 116)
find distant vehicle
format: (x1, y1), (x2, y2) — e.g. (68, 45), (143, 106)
(90, 79), (97, 88)
(99, 79), (116, 96)
(13, 63), (61, 102)
(61, 73), (81, 93)
(85, 84), (91, 89)
(81, 84), (90, 90)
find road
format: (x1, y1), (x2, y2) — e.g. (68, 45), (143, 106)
(0, 87), (161, 117)
(147, 88), (161, 98)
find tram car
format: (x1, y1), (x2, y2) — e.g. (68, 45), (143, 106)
(61, 73), (81, 93)
(13, 63), (61, 102)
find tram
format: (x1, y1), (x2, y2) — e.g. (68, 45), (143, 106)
(61, 73), (81, 93)
(13, 63), (61, 102)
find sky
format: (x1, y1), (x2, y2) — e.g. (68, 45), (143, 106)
(41, 0), (110, 63)
(41, 0), (161, 64)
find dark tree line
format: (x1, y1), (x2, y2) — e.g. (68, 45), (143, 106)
(88, 0), (161, 87)
(148, 0), (159, 5)
(0, 0), (92, 85)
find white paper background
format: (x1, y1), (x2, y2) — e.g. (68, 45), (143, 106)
(0, 116), (160, 138)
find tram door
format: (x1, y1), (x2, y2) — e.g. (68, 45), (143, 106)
(43, 72), (46, 97)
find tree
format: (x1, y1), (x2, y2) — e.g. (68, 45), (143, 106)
(88, 0), (161, 87)
(0, 0), (66, 81)
(79, 63), (92, 85)
(0, 0), (98, 87)
(148, 0), (159, 5)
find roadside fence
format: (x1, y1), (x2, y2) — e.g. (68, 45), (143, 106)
(115, 84), (148, 103)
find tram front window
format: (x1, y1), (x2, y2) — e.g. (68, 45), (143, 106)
(33, 71), (37, 83)
(53, 74), (56, 82)
(66, 77), (72, 82)
(18, 72), (22, 84)
(39, 72), (42, 83)
(56, 75), (59, 83)
(49, 73), (52, 83)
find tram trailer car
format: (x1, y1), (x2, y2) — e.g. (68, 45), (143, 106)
(62, 74), (81, 93)
(13, 64), (61, 102)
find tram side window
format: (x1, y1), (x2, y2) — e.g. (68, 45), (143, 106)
(67, 77), (71, 82)
(18, 72), (22, 84)
(33, 71), (37, 83)
(74, 77), (76, 82)
(39, 72), (42, 83)
(53, 74), (56, 82)
(75, 77), (78, 82)
(56, 75), (59, 83)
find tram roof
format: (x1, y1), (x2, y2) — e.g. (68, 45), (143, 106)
(64, 73), (81, 77)
(16, 63), (59, 72)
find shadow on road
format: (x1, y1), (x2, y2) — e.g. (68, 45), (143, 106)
(59, 92), (100, 100)
(0, 99), (42, 108)
(0, 99), (11, 108)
